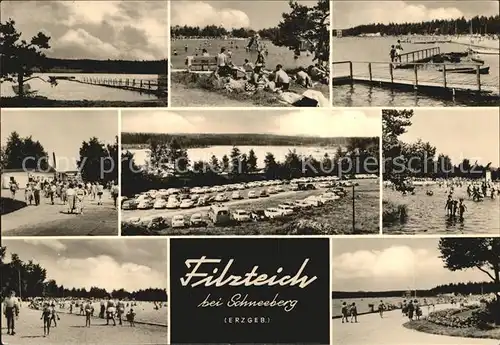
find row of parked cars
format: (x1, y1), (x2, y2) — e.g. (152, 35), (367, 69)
(121, 176), (357, 211)
(125, 187), (348, 230)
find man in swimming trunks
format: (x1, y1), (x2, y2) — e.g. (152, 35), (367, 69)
(274, 64), (290, 91)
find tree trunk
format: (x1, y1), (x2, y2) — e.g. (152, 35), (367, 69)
(494, 264), (500, 325)
(17, 74), (24, 98)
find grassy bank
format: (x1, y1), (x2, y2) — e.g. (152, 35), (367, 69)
(171, 72), (328, 107)
(1, 97), (168, 108)
(404, 319), (500, 340)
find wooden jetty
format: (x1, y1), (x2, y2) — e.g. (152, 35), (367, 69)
(395, 47), (441, 68)
(72, 75), (168, 97)
(332, 55), (499, 101)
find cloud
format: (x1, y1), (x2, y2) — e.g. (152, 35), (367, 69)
(172, 1), (250, 29)
(1, 1), (167, 60)
(21, 239), (67, 252)
(334, 1), (465, 29)
(332, 244), (488, 291)
(52, 255), (167, 291)
(275, 110), (381, 137)
(122, 111), (204, 133)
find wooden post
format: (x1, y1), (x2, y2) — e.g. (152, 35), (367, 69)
(349, 61), (353, 80)
(140, 80), (143, 88)
(442, 64), (447, 88)
(132, 79), (135, 87)
(414, 64), (418, 86)
(412, 52), (415, 62)
(148, 80), (151, 89)
(476, 65), (481, 91)
(368, 63), (372, 82)
(389, 63), (394, 83)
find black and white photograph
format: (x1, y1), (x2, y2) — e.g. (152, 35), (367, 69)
(0, 1), (168, 108)
(331, 237), (500, 345)
(1, 110), (119, 236)
(170, 0), (329, 107)
(332, 1), (500, 107)
(120, 109), (380, 236)
(0, 238), (168, 345)
(382, 108), (500, 234)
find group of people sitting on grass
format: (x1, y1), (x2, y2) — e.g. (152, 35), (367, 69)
(213, 47), (328, 90)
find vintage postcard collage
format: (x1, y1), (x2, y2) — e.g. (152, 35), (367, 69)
(0, 0), (499, 344)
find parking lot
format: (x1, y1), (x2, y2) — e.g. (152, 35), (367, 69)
(121, 175), (380, 235)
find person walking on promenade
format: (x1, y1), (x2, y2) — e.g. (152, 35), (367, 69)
(3, 290), (20, 336)
(341, 302), (349, 323)
(378, 300), (386, 318)
(350, 302), (358, 323)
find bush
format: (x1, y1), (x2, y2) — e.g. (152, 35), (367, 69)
(382, 200), (408, 225)
(427, 305), (497, 330)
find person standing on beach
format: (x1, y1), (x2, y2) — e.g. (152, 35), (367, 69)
(341, 302), (349, 323)
(9, 177), (19, 199)
(84, 300), (94, 327)
(407, 300), (415, 320)
(99, 299), (105, 318)
(3, 290), (20, 336)
(106, 297), (117, 326)
(41, 302), (52, 337)
(349, 302), (358, 323)
(216, 47), (230, 77)
(96, 182), (104, 206)
(117, 298), (126, 325)
(378, 300), (385, 318)
(390, 45), (397, 62)
(50, 302), (60, 327)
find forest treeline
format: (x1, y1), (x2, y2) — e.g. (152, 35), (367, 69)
(0, 247), (167, 301)
(340, 15), (500, 36)
(35, 58), (168, 74)
(121, 133), (371, 149)
(333, 282), (499, 299)
(171, 25), (279, 40)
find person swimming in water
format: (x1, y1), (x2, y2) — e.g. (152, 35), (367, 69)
(445, 195), (453, 216)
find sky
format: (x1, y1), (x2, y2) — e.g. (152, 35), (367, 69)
(2, 239), (168, 292)
(121, 109), (381, 138)
(398, 108), (500, 167)
(332, 238), (492, 291)
(1, 1), (168, 60)
(1, 110), (118, 171)
(333, 0), (499, 29)
(171, 0), (319, 30)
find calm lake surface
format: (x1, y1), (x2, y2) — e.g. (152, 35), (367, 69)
(383, 184), (500, 234)
(1, 73), (158, 101)
(171, 38), (316, 70)
(128, 145), (341, 168)
(332, 36), (500, 106)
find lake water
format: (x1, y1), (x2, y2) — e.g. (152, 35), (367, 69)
(128, 145), (341, 169)
(332, 36), (500, 106)
(171, 38), (317, 70)
(1, 73), (158, 101)
(383, 184), (500, 234)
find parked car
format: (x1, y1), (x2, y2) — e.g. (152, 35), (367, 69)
(295, 200), (313, 209)
(122, 199), (139, 210)
(259, 189), (269, 197)
(290, 183), (300, 191)
(319, 192), (340, 203)
(137, 199), (153, 210)
(281, 201), (300, 211)
(265, 207), (283, 219)
(231, 209), (251, 222)
(298, 183), (316, 191)
(180, 199), (195, 209)
(146, 216), (167, 230)
(251, 209), (269, 221)
(248, 191), (258, 199)
(215, 193), (229, 202)
(166, 199), (180, 209)
(196, 196), (210, 207)
(277, 204), (294, 216)
(303, 196), (323, 207)
(268, 187), (277, 194)
(190, 194), (200, 201)
(153, 198), (167, 209)
(190, 213), (206, 227)
(208, 204), (231, 225)
(171, 215), (185, 228)
(231, 191), (243, 200)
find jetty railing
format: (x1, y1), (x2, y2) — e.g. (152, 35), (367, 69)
(332, 61), (498, 94)
(80, 77), (160, 90)
(398, 47), (440, 64)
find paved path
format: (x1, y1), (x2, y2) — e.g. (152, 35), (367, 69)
(1, 191), (118, 236)
(1, 307), (167, 345)
(332, 304), (498, 345)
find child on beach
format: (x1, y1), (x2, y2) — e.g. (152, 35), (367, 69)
(84, 300), (94, 327)
(341, 302), (349, 323)
(41, 303), (52, 337)
(50, 302), (60, 327)
(350, 302), (358, 323)
(126, 308), (136, 327)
